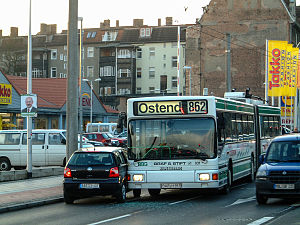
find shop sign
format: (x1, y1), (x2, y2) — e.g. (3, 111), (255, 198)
(0, 84), (12, 104)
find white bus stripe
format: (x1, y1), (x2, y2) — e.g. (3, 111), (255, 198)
(247, 217), (274, 225)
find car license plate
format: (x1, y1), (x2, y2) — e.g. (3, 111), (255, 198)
(274, 184), (295, 189)
(80, 183), (99, 189)
(161, 183), (182, 189)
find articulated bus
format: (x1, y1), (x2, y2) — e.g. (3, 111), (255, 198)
(124, 95), (281, 197)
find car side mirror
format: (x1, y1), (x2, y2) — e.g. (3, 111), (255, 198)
(259, 154), (264, 164)
(61, 139), (66, 145)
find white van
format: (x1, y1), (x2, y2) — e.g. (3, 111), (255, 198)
(0, 129), (94, 171)
(86, 123), (117, 135)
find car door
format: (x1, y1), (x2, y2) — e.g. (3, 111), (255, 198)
(21, 132), (46, 166)
(46, 132), (66, 166)
(114, 151), (128, 183)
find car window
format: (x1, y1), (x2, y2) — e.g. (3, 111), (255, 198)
(266, 141), (300, 162)
(114, 152), (122, 165)
(68, 152), (115, 166)
(49, 133), (65, 145)
(22, 133), (45, 145)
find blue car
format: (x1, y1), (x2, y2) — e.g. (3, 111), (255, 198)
(255, 134), (300, 204)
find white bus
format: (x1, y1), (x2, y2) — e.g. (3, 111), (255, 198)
(123, 95), (281, 197)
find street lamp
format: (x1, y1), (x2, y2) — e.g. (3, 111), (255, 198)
(83, 78), (101, 123)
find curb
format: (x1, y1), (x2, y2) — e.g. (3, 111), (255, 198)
(0, 196), (64, 214)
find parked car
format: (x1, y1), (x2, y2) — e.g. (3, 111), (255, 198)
(106, 132), (127, 147)
(78, 135), (104, 147)
(255, 134), (300, 204)
(63, 147), (129, 204)
(83, 132), (119, 146)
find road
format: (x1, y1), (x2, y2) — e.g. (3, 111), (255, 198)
(0, 180), (299, 225)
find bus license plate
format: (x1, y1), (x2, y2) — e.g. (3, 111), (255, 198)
(161, 183), (182, 189)
(80, 183), (100, 189)
(274, 184), (294, 189)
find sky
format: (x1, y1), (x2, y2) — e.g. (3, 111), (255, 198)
(0, 0), (211, 36)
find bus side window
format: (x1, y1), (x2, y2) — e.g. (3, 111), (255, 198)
(217, 112), (225, 143)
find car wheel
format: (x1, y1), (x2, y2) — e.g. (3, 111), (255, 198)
(64, 191), (75, 204)
(148, 189), (161, 197)
(0, 158), (11, 171)
(116, 183), (126, 203)
(133, 189), (141, 198)
(256, 192), (268, 204)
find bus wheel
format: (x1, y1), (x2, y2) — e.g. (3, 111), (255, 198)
(0, 158), (11, 171)
(133, 189), (141, 198)
(220, 169), (232, 194)
(247, 157), (255, 183)
(148, 189), (161, 197)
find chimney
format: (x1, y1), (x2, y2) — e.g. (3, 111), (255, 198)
(100, 19), (110, 29)
(49, 24), (57, 34)
(10, 27), (18, 37)
(133, 19), (144, 27)
(166, 17), (173, 26)
(158, 18), (161, 26)
(116, 20), (119, 28)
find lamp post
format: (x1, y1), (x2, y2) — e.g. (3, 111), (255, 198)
(83, 78), (101, 123)
(78, 16), (83, 149)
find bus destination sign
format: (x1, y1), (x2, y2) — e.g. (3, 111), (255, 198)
(135, 100), (208, 116)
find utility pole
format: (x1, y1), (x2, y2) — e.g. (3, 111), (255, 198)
(226, 33), (231, 92)
(26, 0), (32, 178)
(67, 0), (79, 160)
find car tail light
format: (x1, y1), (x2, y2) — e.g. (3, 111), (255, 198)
(127, 174), (131, 181)
(109, 167), (119, 177)
(64, 167), (72, 178)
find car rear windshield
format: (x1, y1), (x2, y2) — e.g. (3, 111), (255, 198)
(68, 152), (115, 166)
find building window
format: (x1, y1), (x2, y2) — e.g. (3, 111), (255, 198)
(60, 54), (63, 60)
(140, 28), (145, 37)
(87, 47), (94, 57)
(149, 87), (155, 94)
(163, 63), (166, 68)
(146, 28), (151, 36)
(51, 49), (57, 60)
(87, 66), (94, 77)
(172, 76), (177, 88)
(118, 88), (131, 95)
(64, 45), (67, 51)
(163, 54), (166, 60)
(91, 32), (96, 38)
(59, 73), (65, 78)
(172, 56), (177, 67)
(149, 67), (155, 78)
(32, 68), (43, 78)
(137, 68), (142, 78)
(51, 67), (57, 78)
(136, 48), (142, 59)
(149, 47), (155, 57)
(87, 32), (91, 38)
(118, 49), (131, 58)
(64, 55), (67, 61)
(118, 69), (131, 78)
(100, 66), (115, 76)
(136, 87), (141, 94)
(172, 42), (177, 48)
(64, 63), (67, 70)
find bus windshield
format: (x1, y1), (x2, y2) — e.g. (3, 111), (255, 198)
(128, 117), (216, 160)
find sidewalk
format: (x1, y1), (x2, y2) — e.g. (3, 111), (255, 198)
(0, 175), (63, 213)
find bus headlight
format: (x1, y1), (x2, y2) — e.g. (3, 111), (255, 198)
(133, 174), (144, 182)
(199, 173), (210, 181)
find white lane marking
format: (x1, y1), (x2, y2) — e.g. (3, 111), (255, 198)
(86, 214), (132, 225)
(169, 196), (200, 205)
(225, 196), (256, 207)
(247, 217), (274, 225)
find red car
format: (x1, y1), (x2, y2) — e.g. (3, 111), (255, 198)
(83, 133), (119, 147)
(107, 133), (127, 147)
